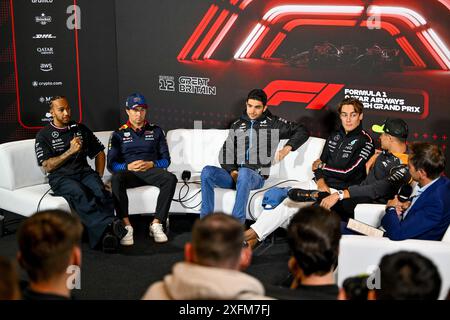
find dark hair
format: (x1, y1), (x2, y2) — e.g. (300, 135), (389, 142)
(192, 213), (244, 267)
(409, 142), (445, 179)
(378, 251), (441, 300)
(342, 274), (370, 300)
(247, 89), (267, 106)
(49, 95), (67, 108)
(338, 97), (364, 114)
(17, 210), (83, 282)
(287, 206), (341, 276)
(0, 256), (20, 300)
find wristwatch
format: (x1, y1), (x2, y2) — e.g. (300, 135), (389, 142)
(337, 190), (344, 201)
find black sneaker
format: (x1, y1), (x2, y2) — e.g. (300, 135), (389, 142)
(287, 188), (319, 202)
(102, 232), (119, 253)
(110, 218), (127, 240)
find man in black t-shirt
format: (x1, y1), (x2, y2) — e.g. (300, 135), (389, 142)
(265, 206), (340, 300)
(34, 96), (126, 252)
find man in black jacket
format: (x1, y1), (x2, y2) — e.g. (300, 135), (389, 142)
(312, 97), (374, 192)
(200, 89), (309, 223)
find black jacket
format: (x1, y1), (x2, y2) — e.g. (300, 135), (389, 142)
(348, 150), (409, 203)
(220, 109), (310, 179)
(314, 124), (374, 190)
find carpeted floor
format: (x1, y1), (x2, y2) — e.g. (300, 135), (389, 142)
(0, 211), (291, 300)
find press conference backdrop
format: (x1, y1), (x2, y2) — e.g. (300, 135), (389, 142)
(1, 0), (449, 173)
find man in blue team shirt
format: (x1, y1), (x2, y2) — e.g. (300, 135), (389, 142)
(107, 93), (177, 245)
(35, 96), (126, 253)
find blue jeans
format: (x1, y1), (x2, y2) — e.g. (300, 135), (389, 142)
(200, 166), (265, 223)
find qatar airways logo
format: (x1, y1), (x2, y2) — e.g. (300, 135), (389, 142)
(37, 47), (54, 55)
(31, 0), (53, 3)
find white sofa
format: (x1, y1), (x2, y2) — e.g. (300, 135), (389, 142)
(0, 129), (326, 220)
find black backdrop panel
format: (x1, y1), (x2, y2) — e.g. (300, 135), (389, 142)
(115, 0), (450, 174)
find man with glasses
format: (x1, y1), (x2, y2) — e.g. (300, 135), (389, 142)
(244, 97), (374, 248)
(200, 88), (309, 223)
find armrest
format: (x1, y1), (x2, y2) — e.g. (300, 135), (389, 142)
(338, 235), (450, 299)
(354, 203), (386, 227)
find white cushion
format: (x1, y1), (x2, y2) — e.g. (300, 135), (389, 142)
(271, 137), (325, 181)
(354, 204), (386, 227)
(166, 129), (228, 174)
(0, 184), (70, 217)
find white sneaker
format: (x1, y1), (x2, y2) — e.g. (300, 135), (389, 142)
(120, 225), (134, 246)
(149, 223), (168, 243)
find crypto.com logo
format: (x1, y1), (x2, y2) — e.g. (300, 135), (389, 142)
(178, 1), (450, 70)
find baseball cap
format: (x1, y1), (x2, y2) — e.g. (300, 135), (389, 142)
(125, 93), (148, 110)
(262, 187), (290, 210)
(372, 118), (408, 139)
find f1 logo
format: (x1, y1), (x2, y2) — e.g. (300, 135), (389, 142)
(263, 80), (344, 109)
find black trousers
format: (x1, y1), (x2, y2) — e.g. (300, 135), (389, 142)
(316, 192), (373, 221)
(49, 170), (115, 248)
(111, 168), (177, 225)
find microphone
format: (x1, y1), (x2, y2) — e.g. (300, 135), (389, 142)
(397, 184), (413, 203)
(69, 123), (83, 139)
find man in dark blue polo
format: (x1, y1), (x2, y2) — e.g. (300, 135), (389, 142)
(107, 93), (177, 245)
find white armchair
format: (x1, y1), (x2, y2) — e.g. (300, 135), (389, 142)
(338, 227), (450, 299)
